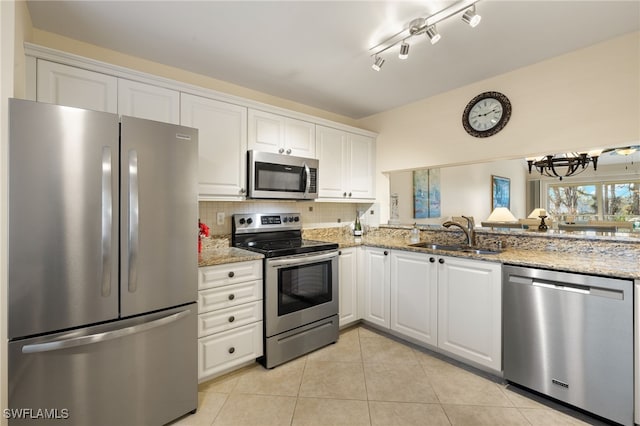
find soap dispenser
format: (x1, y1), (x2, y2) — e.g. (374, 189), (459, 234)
(410, 223), (420, 243)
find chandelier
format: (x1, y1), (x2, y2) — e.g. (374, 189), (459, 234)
(527, 153), (599, 181)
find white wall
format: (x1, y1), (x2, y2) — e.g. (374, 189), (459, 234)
(0, 1), (16, 423)
(359, 32), (640, 224)
(389, 159), (527, 226)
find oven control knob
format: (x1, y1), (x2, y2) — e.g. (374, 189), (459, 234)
(282, 217), (288, 223)
(288, 216), (294, 222)
(246, 218), (253, 224)
(294, 216), (299, 222)
(239, 218), (245, 225)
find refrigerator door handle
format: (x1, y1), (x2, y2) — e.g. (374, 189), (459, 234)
(128, 149), (139, 293)
(101, 146), (113, 297)
(21, 309), (192, 354)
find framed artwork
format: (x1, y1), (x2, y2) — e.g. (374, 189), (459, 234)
(492, 175), (510, 209)
(414, 169), (441, 218)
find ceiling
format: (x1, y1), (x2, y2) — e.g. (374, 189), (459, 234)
(26, 1), (640, 119)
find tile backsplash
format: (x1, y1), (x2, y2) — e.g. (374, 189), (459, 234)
(199, 201), (379, 235)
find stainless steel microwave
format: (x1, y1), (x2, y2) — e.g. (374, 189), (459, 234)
(247, 150), (319, 200)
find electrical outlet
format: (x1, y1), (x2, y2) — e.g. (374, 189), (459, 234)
(216, 212), (225, 226)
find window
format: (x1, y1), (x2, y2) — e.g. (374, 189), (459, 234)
(547, 179), (640, 222)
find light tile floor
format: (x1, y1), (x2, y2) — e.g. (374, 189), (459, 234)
(172, 325), (610, 426)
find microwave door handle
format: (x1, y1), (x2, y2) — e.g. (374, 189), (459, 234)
(303, 162), (311, 197)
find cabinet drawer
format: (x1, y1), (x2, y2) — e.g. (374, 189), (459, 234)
(199, 261), (262, 290)
(198, 301), (262, 338)
(198, 322), (263, 381)
(198, 280), (263, 314)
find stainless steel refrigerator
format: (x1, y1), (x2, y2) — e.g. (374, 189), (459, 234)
(7, 99), (199, 425)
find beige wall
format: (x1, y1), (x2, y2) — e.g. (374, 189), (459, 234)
(359, 32), (640, 224)
(30, 29), (360, 128)
(390, 159), (527, 226)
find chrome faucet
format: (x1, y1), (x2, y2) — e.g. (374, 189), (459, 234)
(442, 215), (476, 247)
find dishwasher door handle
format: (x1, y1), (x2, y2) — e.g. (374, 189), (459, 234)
(532, 281), (590, 295)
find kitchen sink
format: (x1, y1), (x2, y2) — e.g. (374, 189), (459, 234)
(409, 242), (501, 255)
(409, 242), (465, 251)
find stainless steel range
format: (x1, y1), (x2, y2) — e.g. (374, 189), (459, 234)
(232, 213), (339, 368)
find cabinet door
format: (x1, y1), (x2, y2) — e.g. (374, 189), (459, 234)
(390, 251), (437, 345)
(347, 133), (375, 200)
(362, 247), (390, 328)
(248, 109), (283, 153)
(316, 125), (347, 198)
(248, 109), (315, 157)
(338, 247), (358, 327)
(181, 93), (248, 199)
(37, 59), (117, 113)
(284, 118), (315, 157)
(118, 79), (180, 124)
(437, 256), (502, 371)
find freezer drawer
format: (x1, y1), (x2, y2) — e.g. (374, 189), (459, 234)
(8, 304), (197, 426)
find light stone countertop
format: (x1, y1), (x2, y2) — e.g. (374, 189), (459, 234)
(199, 228), (640, 279)
(305, 230), (640, 280)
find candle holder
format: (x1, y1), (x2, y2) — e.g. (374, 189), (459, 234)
(538, 215), (548, 231)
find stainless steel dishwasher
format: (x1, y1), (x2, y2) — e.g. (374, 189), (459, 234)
(503, 265), (633, 426)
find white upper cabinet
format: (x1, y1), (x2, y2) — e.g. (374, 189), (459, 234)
(181, 93), (248, 200)
(37, 59), (117, 113)
(118, 79), (180, 124)
(316, 125), (375, 201)
(248, 109), (316, 158)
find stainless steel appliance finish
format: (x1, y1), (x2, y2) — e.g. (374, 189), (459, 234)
(232, 213), (339, 368)
(247, 150), (319, 200)
(8, 99), (198, 425)
(503, 265), (633, 426)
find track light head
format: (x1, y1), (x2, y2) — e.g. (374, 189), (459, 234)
(399, 42), (410, 60)
(371, 56), (385, 71)
(425, 25), (441, 45)
(462, 5), (481, 27)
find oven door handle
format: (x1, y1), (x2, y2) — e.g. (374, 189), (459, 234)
(268, 251), (337, 268)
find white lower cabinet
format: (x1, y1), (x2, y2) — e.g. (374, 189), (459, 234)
(390, 250), (438, 346)
(197, 260), (263, 382)
(437, 256), (502, 371)
(362, 247), (391, 328)
(362, 248), (502, 372)
(338, 247), (359, 327)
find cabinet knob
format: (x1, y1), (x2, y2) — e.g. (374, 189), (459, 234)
(348, 192), (352, 197)
(383, 251), (388, 256)
(228, 294), (235, 300)
(438, 258), (445, 264)
(228, 271), (235, 278)
(429, 257), (435, 263)
(228, 316), (235, 323)
(338, 250), (342, 255)
(228, 347), (235, 354)
(343, 192), (347, 197)
(239, 188), (246, 194)
(278, 148), (284, 154)
(286, 148), (292, 154)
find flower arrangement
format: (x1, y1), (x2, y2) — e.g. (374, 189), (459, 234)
(198, 219), (210, 254)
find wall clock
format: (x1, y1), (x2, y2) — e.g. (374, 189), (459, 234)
(462, 91), (512, 138)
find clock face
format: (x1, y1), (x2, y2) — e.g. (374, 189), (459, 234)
(462, 91), (511, 138)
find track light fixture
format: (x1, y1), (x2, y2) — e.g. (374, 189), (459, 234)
(462, 5), (482, 27)
(368, 0), (482, 71)
(425, 25), (441, 45)
(371, 56), (385, 71)
(399, 42), (410, 59)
